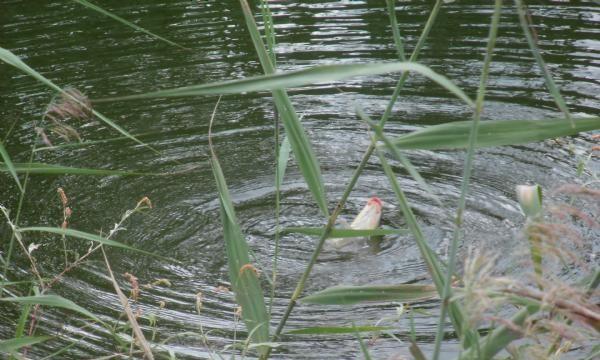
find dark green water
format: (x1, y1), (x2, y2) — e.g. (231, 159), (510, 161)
(1, 1), (599, 358)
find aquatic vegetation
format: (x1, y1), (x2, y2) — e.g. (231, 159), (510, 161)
(0, 0), (598, 359)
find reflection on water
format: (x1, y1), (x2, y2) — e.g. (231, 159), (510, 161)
(1, 1), (598, 358)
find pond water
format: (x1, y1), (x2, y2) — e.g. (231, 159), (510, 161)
(1, 1), (599, 359)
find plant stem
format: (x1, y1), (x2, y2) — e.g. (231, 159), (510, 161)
(431, 2), (502, 359)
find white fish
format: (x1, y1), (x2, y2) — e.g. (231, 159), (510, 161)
(327, 197), (383, 249)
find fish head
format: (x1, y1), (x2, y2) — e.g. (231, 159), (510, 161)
(367, 196), (383, 210)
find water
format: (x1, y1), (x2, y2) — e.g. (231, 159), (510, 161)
(1, 1), (599, 358)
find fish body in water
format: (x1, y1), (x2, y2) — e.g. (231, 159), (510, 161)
(327, 197), (383, 249)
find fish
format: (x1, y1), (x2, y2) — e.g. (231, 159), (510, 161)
(327, 196), (383, 249)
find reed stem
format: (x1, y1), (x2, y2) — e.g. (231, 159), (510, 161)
(431, 2), (502, 359)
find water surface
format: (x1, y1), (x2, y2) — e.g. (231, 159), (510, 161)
(1, 1), (599, 358)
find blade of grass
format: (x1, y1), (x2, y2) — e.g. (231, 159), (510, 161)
(281, 227), (407, 238)
(17, 227), (163, 258)
(300, 284), (437, 305)
(73, 0), (188, 50)
(514, 0), (572, 126)
(0, 141), (23, 193)
(0, 47), (150, 149)
(1, 162), (147, 176)
(389, 116), (600, 150)
(240, 0), (329, 218)
(0, 295), (101, 323)
(0, 336), (51, 354)
(285, 326), (392, 335)
(386, 0), (406, 61)
(432, 2), (502, 359)
(276, 136), (291, 189)
(101, 62), (473, 107)
(354, 324), (373, 360)
(208, 98), (270, 355)
(375, 146), (468, 341)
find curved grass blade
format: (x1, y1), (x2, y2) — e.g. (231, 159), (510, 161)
(0, 140), (23, 192)
(0, 47), (148, 148)
(390, 117), (600, 151)
(0, 295), (101, 323)
(210, 145), (270, 354)
(300, 284), (437, 305)
(285, 326), (392, 335)
(72, 0), (188, 50)
(103, 62), (473, 107)
(17, 227), (163, 258)
(240, 0), (329, 217)
(281, 227), (407, 238)
(0, 336), (51, 354)
(514, 0), (572, 126)
(1, 162), (144, 176)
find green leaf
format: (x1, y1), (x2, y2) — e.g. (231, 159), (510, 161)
(0, 47), (148, 148)
(390, 117), (600, 150)
(239, 0), (329, 217)
(300, 284), (437, 305)
(375, 147), (469, 338)
(0, 336), (51, 354)
(0, 295), (101, 323)
(0, 141), (23, 193)
(281, 227), (407, 238)
(17, 227), (162, 258)
(72, 0), (188, 50)
(285, 326), (391, 335)
(1, 162), (143, 176)
(386, 0), (406, 61)
(210, 154), (270, 355)
(104, 62), (473, 107)
(277, 136), (291, 189)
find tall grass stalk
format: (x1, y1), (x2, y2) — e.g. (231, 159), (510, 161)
(268, 0), (454, 352)
(431, 1), (502, 359)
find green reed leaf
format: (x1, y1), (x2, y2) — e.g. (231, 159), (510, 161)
(300, 284), (437, 305)
(514, 0), (572, 126)
(17, 227), (161, 258)
(281, 227), (407, 238)
(0, 336), (51, 354)
(1, 162), (143, 176)
(240, 0), (329, 217)
(0, 140), (23, 193)
(390, 117), (600, 151)
(285, 325), (391, 335)
(375, 147), (468, 338)
(72, 0), (188, 50)
(277, 136), (291, 189)
(0, 47), (148, 148)
(210, 153), (270, 355)
(0, 295), (101, 323)
(105, 62), (473, 107)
